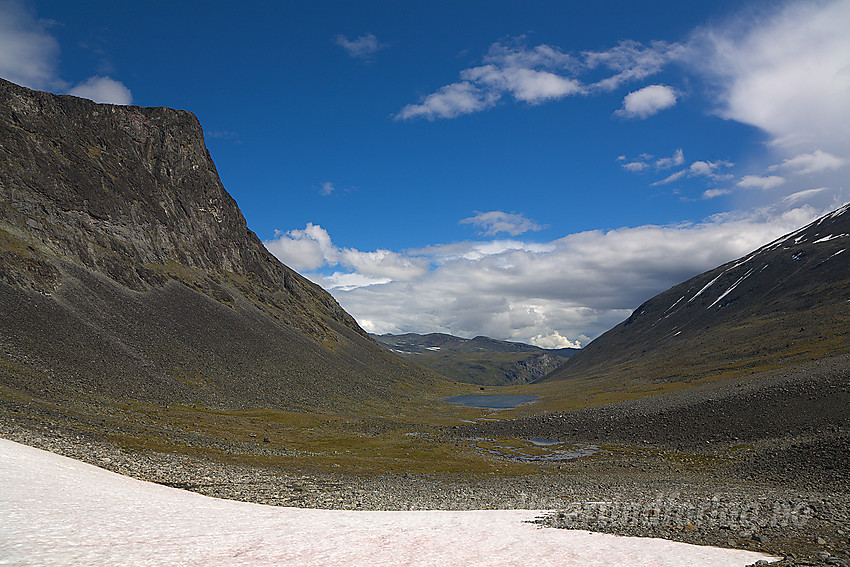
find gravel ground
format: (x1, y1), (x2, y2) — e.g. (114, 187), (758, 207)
(2, 355), (849, 566)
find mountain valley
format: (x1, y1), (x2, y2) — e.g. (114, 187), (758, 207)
(1, 79), (849, 564)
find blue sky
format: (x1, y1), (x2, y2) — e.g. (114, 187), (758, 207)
(2, 0), (848, 348)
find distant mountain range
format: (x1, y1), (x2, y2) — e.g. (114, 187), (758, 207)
(543, 203), (850, 385)
(371, 333), (577, 385)
(0, 78), (442, 417)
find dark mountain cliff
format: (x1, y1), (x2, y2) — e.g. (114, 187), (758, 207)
(543, 204), (850, 384)
(0, 78), (439, 412)
(372, 332), (576, 385)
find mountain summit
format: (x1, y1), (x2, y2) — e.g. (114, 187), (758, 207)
(544, 204), (850, 384)
(0, 78), (438, 413)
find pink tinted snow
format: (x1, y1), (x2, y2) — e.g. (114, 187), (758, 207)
(0, 439), (777, 566)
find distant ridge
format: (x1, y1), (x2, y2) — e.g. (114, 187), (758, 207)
(0, 77), (441, 414)
(372, 332), (576, 385)
(543, 204), (850, 384)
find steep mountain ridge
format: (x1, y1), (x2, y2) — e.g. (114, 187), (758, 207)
(0, 78), (354, 336)
(0, 78), (441, 413)
(544, 204), (850, 384)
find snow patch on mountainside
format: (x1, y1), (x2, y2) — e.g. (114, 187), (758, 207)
(708, 268), (755, 309)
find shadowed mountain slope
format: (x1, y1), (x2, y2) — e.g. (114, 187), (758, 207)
(372, 332), (576, 385)
(0, 78), (442, 413)
(542, 204), (850, 385)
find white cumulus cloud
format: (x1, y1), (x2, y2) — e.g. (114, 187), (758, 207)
(619, 149), (685, 173)
(656, 148), (685, 169)
(583, 40), (686, 92)
(396, 38), (680, 120)
(67, 75), (132, 105)
(652, 159), (733, 186)
(616, 84), (678, 119)
(459, 211), (546, 237)
(335, 33), (383, 59)
(339, 248), (429, 281)
(702, 188), (732, 199)
(530, 331), (582, 350)
(395, 81), (494, 121)
(769, 149), (847, 176)
(619, 160), (648, 173)
(264, 223), (337, 271)
(461, 65), (582, 104)
(264, 224), (428, 281)
(737, 175), (786, 190)
(322, 272), (391, 292)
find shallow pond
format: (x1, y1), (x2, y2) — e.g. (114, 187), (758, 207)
(529, 438), (560, 446)
(443, 394), (538, 409)
(472, 438), (602, 462)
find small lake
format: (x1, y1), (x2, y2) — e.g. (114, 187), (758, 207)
(529, 438), (560, 446)
(443, 394), (538, 409)
(473, 438), (602, 462)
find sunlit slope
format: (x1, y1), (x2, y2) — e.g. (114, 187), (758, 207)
(0, 77), (446, 415)
(542, 204), (850, 387)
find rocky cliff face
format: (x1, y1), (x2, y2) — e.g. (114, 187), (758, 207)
(0, 78), (438, 413)
(0, 78), (357, 338)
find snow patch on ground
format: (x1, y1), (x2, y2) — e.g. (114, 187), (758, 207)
(813, 234), (848, 243)
(662, 295), (686, 319)
(0, 439), (778, 566)
(708, 268), (754, 309)
(688, 273), (724, 303)
(830, 204), (850, 218)
(729, 252), (758, 270)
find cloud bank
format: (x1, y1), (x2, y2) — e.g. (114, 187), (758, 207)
(266, 205), (827, 349)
